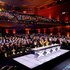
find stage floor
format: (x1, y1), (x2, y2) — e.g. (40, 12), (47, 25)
(13, 49), (69, 69)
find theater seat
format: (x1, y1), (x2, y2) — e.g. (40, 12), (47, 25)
(0, 65), (9, 70)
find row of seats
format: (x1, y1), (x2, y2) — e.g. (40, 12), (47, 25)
(0, 46), (31, 58)
(0, 65), (17, 70)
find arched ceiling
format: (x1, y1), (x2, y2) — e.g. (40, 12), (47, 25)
(0, 0), (55, 8)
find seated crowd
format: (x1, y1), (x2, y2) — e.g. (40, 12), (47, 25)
(0, 11), (59, 24)
(0, 34), (70, 57)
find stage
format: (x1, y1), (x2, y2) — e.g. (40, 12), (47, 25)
(13, 49), (69, 70)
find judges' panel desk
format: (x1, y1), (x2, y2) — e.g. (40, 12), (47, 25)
(13, 44), (70, 69)
(13, 50), (69, 69)
(31, 44), (60, 57)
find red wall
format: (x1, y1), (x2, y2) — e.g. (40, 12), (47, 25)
(38, 1), (70, 21)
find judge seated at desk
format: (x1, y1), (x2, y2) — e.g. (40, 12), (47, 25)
(39, 38), (45, 47)
(32, 40), (39, 48)
(44, 38), (49, 46)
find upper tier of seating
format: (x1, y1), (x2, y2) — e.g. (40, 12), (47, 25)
(0, 11), (60, 24)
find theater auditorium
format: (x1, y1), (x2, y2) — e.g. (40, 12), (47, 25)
(0, 0), (70, 70)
